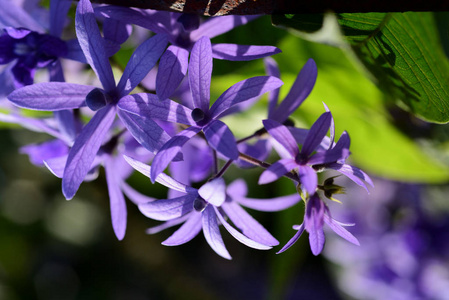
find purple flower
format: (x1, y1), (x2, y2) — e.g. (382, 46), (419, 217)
(118, 36), (283, 182)
(259, 111), (373, 194)
(7, 0), (169, 200)
(96, 6), (281, 100)
(236, 57), (318, 167)
(124, 155), (281, 259)
(278, 193), (359, 256)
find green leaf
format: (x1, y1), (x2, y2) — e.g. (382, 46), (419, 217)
(273, 13), (449, 124)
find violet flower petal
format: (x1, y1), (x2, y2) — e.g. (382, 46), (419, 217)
(236, 194), (301, 212)
(276, 223), (305, 254)
(117, 93), (195, 125)
(95, 6), (171, 35)
(308, 226), (325, 256)
(50, 0), (72, 37)
(202, 205), (231, 260)
(150, 126), (201, 182)
(211, 44), (281, 61)
(123, 155), (192, 193)
(0, 2), (45, 31)
(146, 214), (190, 234)
(138, 193), (196, 221)
(210, 76), (283, 119)
(203, 120), (239, 160)
(156, 45), (189, 101)
(190, 15), (259, 40)
(63, 39), (87, 63)
(226, 179), (248, 198)
(198, 178), (226, 207)
(117, 34), (168, 97)
(301, 111), (332, 158)
(258, 158), (297, 185)
(120, 181), (155, 205)
(323, 102), (335, 148)
(103, 17), (131, 46)
(263, 119), (299, 158)
(104, 157), (127, 240)
(162, 212), (203, 245)
(44, 155), (68, 178)
(298, 165), (318, 196)
(189, 36), (212, 112)
(117, 109), (171, 154)
(8, 82), (92, 111)
(20, 139), (68, 166)
(221, 201), (278, 246)
(323, 213), (360, 246)
(326, 163), (373, 192)
(264, 57), (281, 118)
(62, 105), (116, 200)
(270, 59), (317, 123)
(76, 0), (115, 92)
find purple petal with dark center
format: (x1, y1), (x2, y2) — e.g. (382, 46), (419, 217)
(117, 34), (168, 97)
(276, 223), (305, 254)
(221, 202), (278, 246)
(191, 15), (259, 40)
(103, 17), (132, 45)
(50, 0), (72, 37)
(8, 82), (92, 110)
(263, 119), (299, 158)
(270, 59), (317, 123)
(150, 126), (201, 182)
(264, 57), (281, 118)
(235, 193), (301, 212)
(146, 214), (190, 234)
(118, 109), (171, 154)
(212, 44), (281, 61)
(202, 205), (231, 260)
(189, 36), (212, 112)
(76, 0), (115, 92)
(156, 45), (189, 101)
(258, 158), (297, 185)
(62, 105), (116, 200)
(210, 76), (283, 119)
(323, 213), (359, 245)
(326, 163), (373, 193)
(301, 111), (332, 158)
(120, 181), (155, 205)
(117, 93), (195, 125)
(162, 212), (202, 245)
(138, 193), (196, 221)
(203, 120), (239, 160)
(123, 155), (193, 193)
(104, 157), (127, 240)
(198, 178), (226, 207)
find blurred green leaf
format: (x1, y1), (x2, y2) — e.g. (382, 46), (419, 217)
(273, 13), (449, 124)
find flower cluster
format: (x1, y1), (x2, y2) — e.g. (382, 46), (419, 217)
(2, 0), (373, 259)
